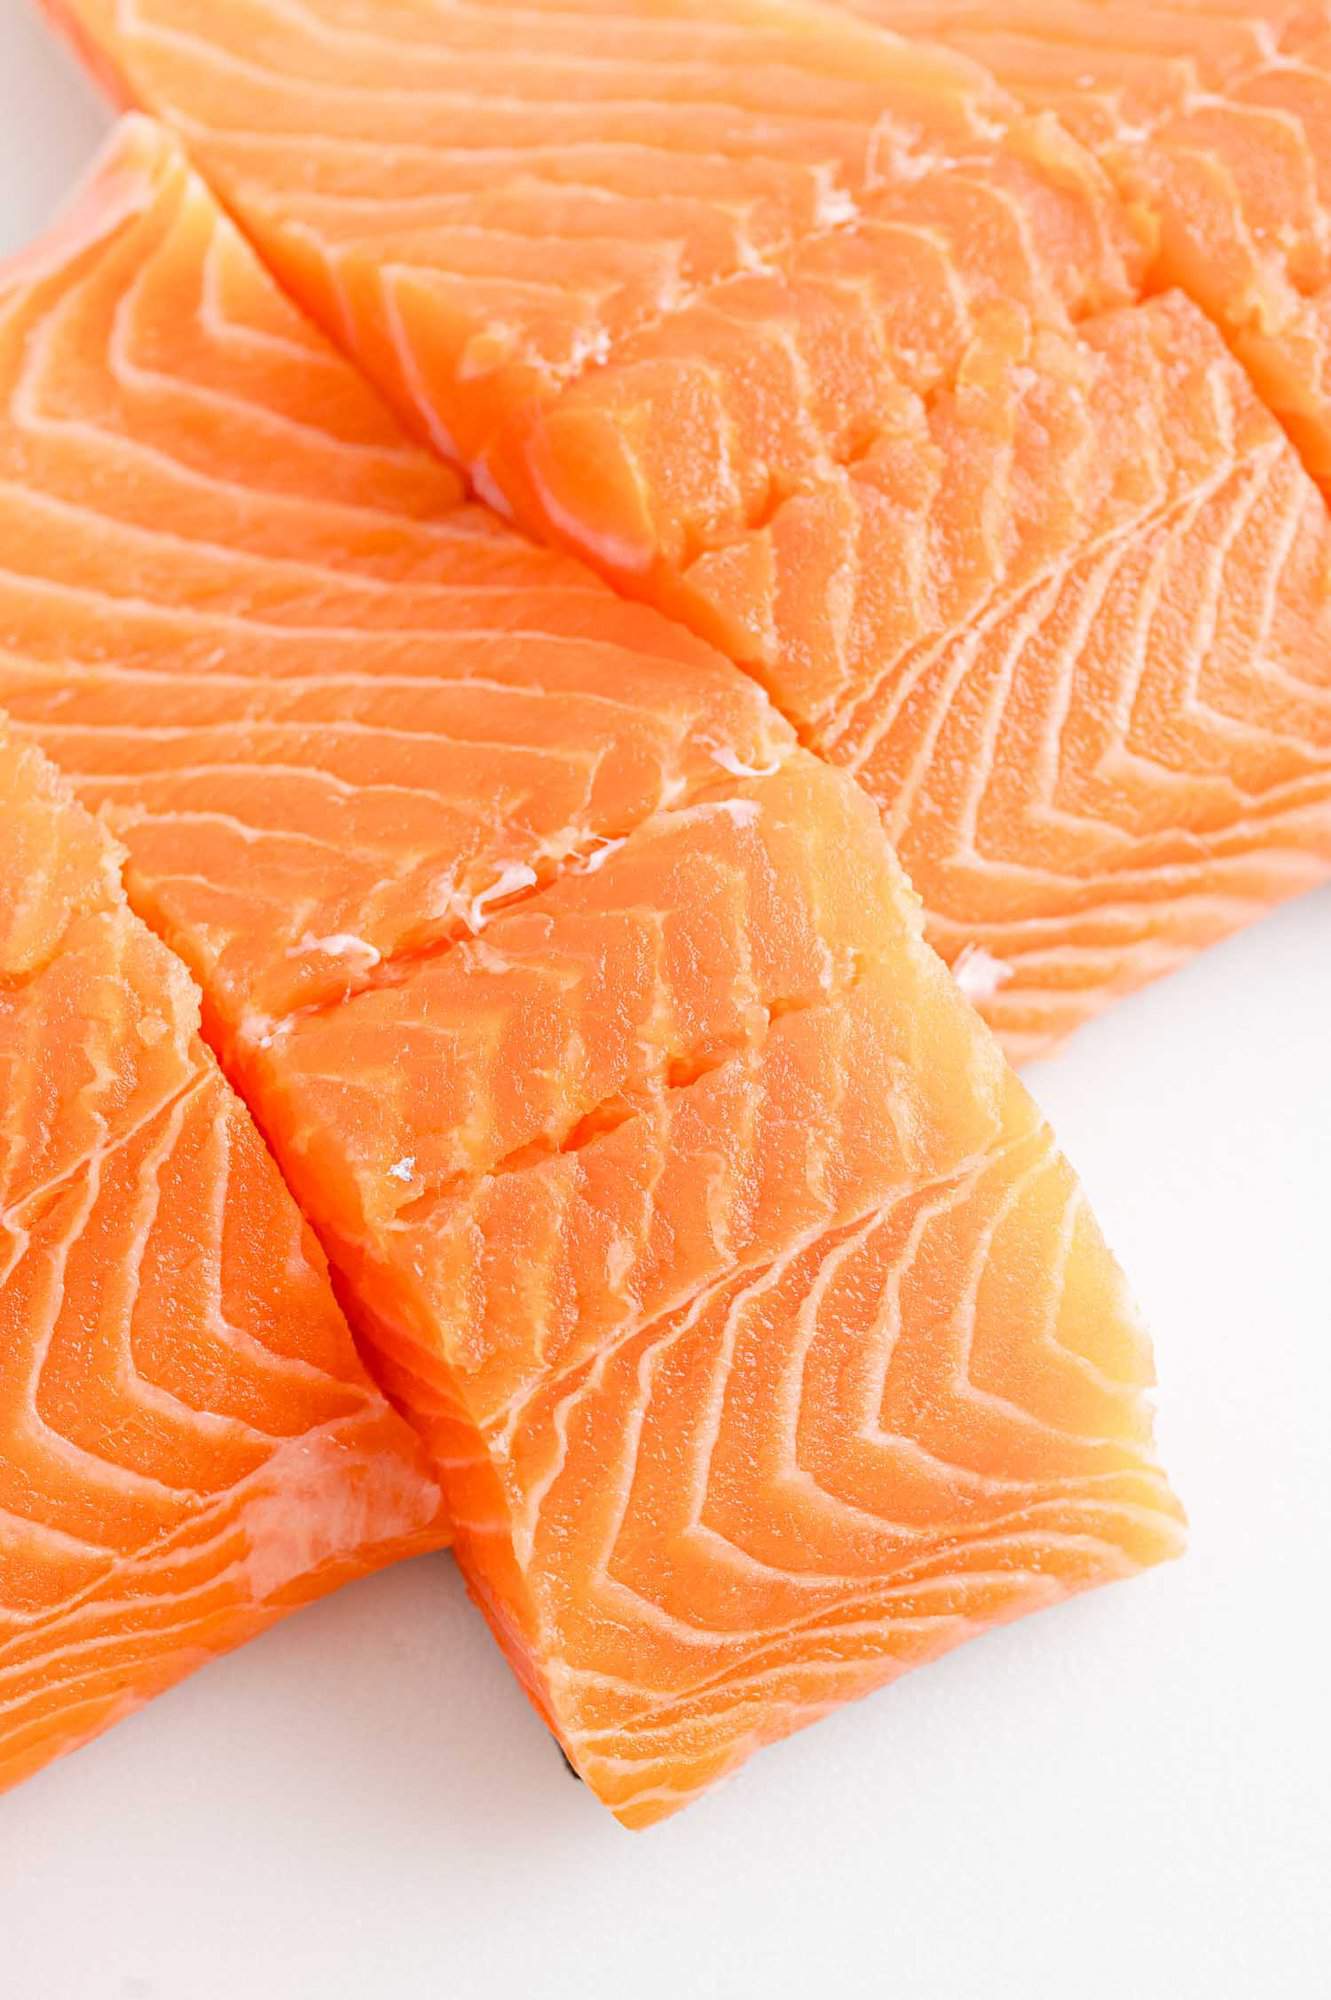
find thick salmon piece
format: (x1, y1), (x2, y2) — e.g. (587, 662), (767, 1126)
(0, 119), (791, 1033)
(40, 2), (1331, 1057)
(0, 723), (447, 1797)
(40, 0), (1143, 472)
(664, 297), (1331, 1056)
(251, 750), (1185, 1825)
(0, 122), (1183, 1822)
(851, 0), (1331, 496)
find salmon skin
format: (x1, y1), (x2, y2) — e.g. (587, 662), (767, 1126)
(40, 0), (1331, 1058)
(849, 0), (1331, 499)
(0, 720), (448, 1797)
(0, 120), (1183, 1824)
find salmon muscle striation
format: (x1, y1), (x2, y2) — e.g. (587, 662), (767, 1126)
(0, 122), (1184, 1823)
(0, 720), (448, 1796)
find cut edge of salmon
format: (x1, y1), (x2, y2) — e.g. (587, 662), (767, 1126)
(839, 0), (1331, 504)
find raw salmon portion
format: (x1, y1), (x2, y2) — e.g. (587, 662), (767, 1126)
(503, 148), (1140, 579)
(0, 117), (791, 1034)
(247, 748), (1184, 1825)
(40, 4), (1331, 1056)
(40, 0), (1144, 476)
(0, 723), (447, 1797)
(0, 123), (1183, 1822)
(661, 296), (1331, 1057)
(850, 0), (1331, 494)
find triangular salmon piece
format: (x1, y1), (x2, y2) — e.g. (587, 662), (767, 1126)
(0, 720), (448, 1796)
(0, 121), (1183, 1823)
(41, 0), (1331, 1057)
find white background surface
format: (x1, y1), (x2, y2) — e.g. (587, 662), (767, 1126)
(1, 9), (1329, 1996)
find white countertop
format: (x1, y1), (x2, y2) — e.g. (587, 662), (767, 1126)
(2, 10), (1327, 1995)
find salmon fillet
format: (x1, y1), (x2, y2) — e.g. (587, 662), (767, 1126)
(0, 720), (448, 1796)
(848, 1), (1331, 498)
(0, 120), (1184, 1823)
(41, 0), (1331, 1055)
(39, 0), (1144, 465)
(0, 120), (790, 1029)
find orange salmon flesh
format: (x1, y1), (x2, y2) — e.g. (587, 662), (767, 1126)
(39, 0), (1331, 1058)
(0, 721), (448, 1797)
(0, 119), (1186, 1825)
